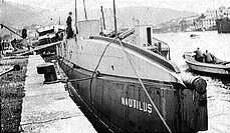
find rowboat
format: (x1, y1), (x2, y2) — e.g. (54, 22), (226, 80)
(183, 52), (230, 75)
(190, 34), (199, 38)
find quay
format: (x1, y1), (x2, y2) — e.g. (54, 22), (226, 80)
(20, 55), (97, 133)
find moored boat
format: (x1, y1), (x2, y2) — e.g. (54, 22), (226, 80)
(54, 0), (209, 132)
(183, 52), (230, 75)
(190, 34), (199, 39)
(55, 17), (208, 132)
(33, 25), (65, 46)
(190, 34), (199, 38)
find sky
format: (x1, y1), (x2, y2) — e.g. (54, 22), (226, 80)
(6, 0), (230, 13)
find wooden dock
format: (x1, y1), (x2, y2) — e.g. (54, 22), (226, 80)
(20, 55), (97, 133)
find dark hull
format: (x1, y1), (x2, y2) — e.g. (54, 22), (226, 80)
(58, 57), (207, 133)
(216, 18), (230, 33)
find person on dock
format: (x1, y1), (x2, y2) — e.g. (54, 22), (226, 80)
(203, 50), (213, 63)
(66, 12), (74, 39)
(1, 40), (5, 55)
(194, 48), (204, 62)
(0, 38), (3, 56)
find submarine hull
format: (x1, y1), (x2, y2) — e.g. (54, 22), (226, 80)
(58, 57), (207, 133)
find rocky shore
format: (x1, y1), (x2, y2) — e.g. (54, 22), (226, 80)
(0, 57), (28, 132)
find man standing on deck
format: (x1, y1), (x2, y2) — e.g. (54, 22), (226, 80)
(1, 40), (5, 55)
(66, 12), (74, 39)
(194, 48), (204, 62)
(0, 38), (2, 56)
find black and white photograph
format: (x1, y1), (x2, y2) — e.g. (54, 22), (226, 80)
(0, 0), (230, 132)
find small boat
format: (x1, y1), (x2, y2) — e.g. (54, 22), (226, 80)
(31, 25), (65, 47)
(183, 52), (230, 75)
(24, 25), (65, 56)
(190, 34), (199, 38)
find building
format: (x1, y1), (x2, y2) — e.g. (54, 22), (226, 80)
(194, 7), (230, 31)
(199, 18), (216, 30)
(217, 6), (230, 19)
(178, 15), (199, 31)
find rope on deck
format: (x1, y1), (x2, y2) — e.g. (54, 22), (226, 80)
(90, 36), (119, 79)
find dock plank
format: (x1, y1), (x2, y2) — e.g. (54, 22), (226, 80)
(20, 55), (96, 133)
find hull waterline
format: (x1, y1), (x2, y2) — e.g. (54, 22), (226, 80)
(58, 56), (207, 132)
(56, 21), (208, 132)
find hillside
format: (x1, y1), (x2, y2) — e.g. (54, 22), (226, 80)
(0, 2), (50, 27)
(88, 7), (197, 29)
(0, 2), (197, 30)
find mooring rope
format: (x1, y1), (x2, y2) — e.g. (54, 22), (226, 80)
(20, 114), (83, 126)
(90, 36), (119, 78)
(117, 39), (173, 133)
(59, 36), (117, 84)
(67, 77), (93, 82)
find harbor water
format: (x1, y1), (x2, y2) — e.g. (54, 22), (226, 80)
(154, 31), (230, 133)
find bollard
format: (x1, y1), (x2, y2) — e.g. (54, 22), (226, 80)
(13, 65), (21, 71)
(180, 75), (208, 131)
(181, 75), (207, 94)
(37, 63), (57, 83)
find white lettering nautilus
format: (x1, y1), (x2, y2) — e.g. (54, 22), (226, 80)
(121, 97), (152, 114)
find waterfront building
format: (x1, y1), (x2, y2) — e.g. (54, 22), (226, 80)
(217, 6), (230, 19)
(193, 7), (230, 31)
